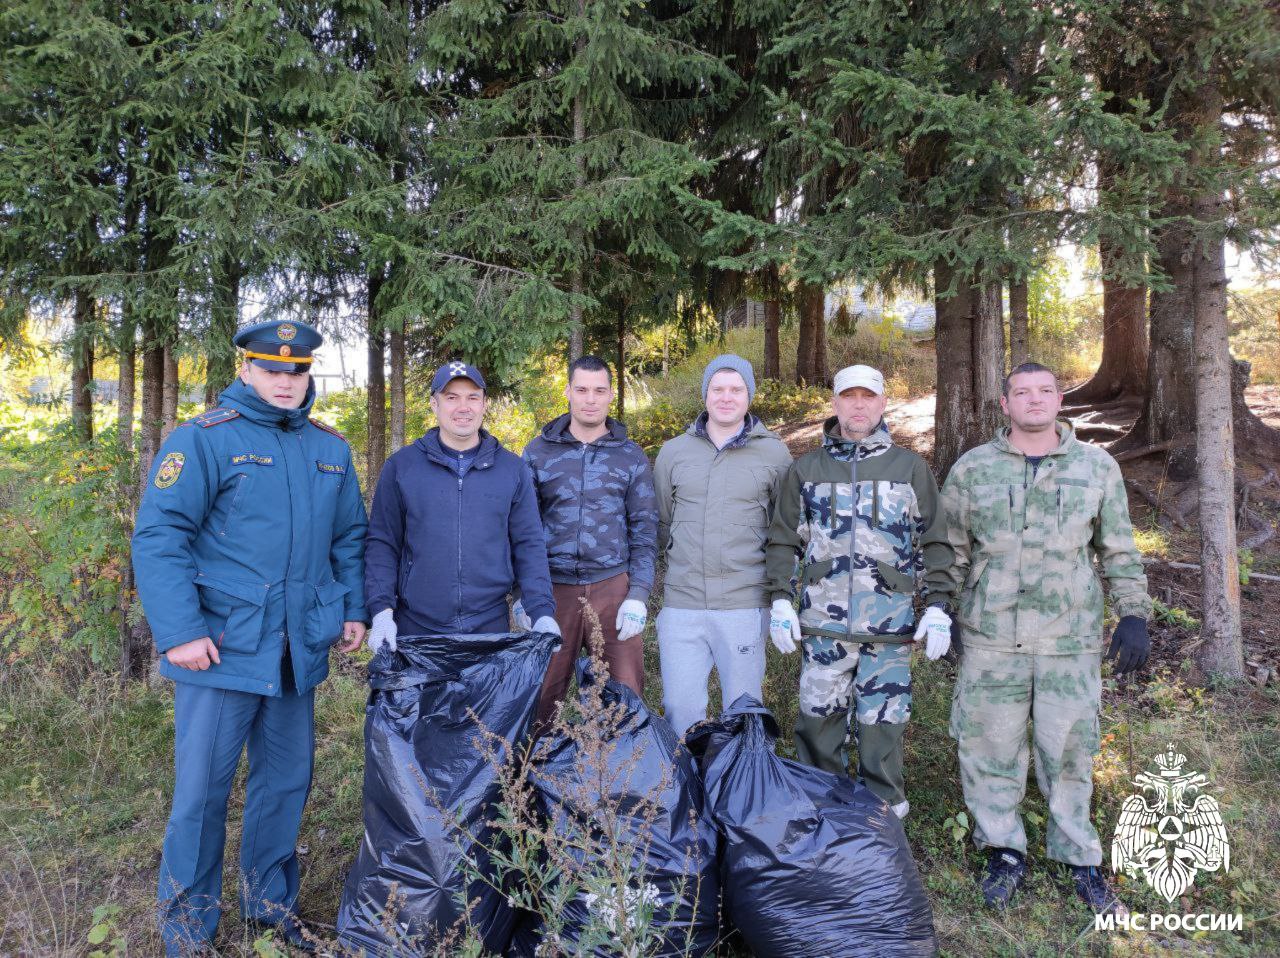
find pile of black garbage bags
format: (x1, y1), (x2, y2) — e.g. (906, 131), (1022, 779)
(336, 632), (937, 957)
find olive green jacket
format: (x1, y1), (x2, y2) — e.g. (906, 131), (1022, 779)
(655, 414), (792, 610)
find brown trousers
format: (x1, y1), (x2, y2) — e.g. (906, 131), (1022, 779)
(535, 573), (644, 728)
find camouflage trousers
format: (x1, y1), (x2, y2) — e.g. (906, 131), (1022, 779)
(949, 647), (1103, 865)
(794, 636), (913, 804)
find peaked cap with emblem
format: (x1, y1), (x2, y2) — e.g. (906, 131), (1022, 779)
(233, 319), (322, 372)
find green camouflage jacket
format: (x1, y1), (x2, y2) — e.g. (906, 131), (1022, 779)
(940, 422), (1152, 655)
(765, 419), (955, 643)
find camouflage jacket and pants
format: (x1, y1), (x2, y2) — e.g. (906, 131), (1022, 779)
(765, 420), (954, 804)
(941, 423), (1151, 865)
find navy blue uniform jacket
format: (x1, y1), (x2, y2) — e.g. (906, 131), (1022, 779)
(364, 428), (554, 634)
(131, 378), (369, 696)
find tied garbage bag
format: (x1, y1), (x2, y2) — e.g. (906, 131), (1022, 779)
(508, 661), (720, 957)
(337, 631), (560, 956)
(686, 696), (936, 958)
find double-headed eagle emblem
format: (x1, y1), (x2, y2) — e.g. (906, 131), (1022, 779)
(1112, 744), (1229, 903)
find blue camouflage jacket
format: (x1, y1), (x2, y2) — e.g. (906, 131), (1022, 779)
(522, 414), (658, 602)
(131, 378), (368, 696)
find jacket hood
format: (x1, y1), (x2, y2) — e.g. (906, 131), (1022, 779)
(687, 412), (771, 449)
(991, 420), (1075, 457)
(414, 427), (502, 469)
(540, 413), (629, 445)
(218, 376), (316, 431)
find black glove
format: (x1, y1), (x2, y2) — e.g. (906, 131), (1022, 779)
(1105, 615), (1150, 674)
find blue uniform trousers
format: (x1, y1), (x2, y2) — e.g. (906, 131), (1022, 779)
(158, 671), (315, 955)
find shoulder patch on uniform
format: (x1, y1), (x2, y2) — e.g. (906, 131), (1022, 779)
(190, 407), (241, 428)
(309, 417), (348, 442)
(154, 451), (185, 488)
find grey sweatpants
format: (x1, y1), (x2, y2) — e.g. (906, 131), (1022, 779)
(656, 606), (767, 735)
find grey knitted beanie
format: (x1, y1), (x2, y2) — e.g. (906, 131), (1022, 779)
(701, 354), (757, 401)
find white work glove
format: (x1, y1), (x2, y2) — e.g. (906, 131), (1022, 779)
(532, 615), (561, 637)
(769, 599), (801, 654)
(914, 605), (952, 660)
(368, 609), (398, 654)
(512, 599), (532, 631)
(615, 599), (647, 641)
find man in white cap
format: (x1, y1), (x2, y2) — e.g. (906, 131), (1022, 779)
(765, 364), (955, 817)
(653, 354), (792, 734)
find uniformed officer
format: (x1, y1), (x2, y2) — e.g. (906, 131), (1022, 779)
(132, 319), (368, 955)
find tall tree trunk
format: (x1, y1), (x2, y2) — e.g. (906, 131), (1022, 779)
(115, 307), (137, 683)
(934, 261), (1006, 479)
(117, 310), (136, 452)
(70, 288), (95, 443)
(616, 303), (626, 423)
(389, 317), (406, 451)
(764, 263), (781, 380)
(1063, 235), (1148, 404)
(567, 10), (587, 362)
(795, 281), (828, 386)
(161, 344), (179, 439)
(367, 266), (388, 484)
(1008, 276), (1029, 368)
(1189, 90), (1242, 678)
(138, 329), (165, 480)
(205, 254), (241, 406)
(1111, 193), (1198, 477)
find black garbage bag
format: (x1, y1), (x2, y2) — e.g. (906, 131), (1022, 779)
(507, 661), (720, 958)
(336, 631), (560, 957)
(685, 695), (937, 958)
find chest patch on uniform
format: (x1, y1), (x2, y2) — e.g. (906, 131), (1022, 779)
(231, 453), (274, 466)
(316, 460), (346, 475)
(154, 452), (185, 488)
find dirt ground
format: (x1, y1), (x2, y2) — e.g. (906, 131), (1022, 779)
(774, 387), (1280, 689)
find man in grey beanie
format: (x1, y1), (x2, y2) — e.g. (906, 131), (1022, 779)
(653, 354), (792, 734)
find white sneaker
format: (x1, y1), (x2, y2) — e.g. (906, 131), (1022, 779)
(892, 800), (910, 819)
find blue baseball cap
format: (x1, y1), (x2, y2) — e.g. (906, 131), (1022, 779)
(233, 320), (322, 373)
(431, 361), (487, 394)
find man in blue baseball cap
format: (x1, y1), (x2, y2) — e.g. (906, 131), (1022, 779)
(132, 318), (368, 954)
(364, 361), (558, 652)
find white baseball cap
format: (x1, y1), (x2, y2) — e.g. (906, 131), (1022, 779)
(833, 364), (885, 396)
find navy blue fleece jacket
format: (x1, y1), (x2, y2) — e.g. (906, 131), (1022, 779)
(364, 428), (554, 634)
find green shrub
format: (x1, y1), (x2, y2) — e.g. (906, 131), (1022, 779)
(0, 412), (133, 665)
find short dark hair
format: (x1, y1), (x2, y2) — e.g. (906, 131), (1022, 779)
(568, 355), (612, 384)
(1002, 361), (1058, 396)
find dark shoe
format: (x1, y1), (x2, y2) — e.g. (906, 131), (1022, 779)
(246, 915), (317, 954)
(981, 848), (1027, 909)
(1070, 865), (1128, 917)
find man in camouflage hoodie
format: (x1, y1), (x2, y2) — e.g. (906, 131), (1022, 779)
(520, 356), (658, 728)
(941, 362), (1152, 915)
(765, 365), (956, 818)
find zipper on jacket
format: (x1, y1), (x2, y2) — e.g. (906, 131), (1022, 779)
(872, 479), (880, 527)
(1008, 485), (1015, 533)
(220, 473), (249, 536)
(456, 468), (464, 627)
(847, 447), (859, 640)
(574, 444), (592, 580)
(1057, 486), (1062, 530)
